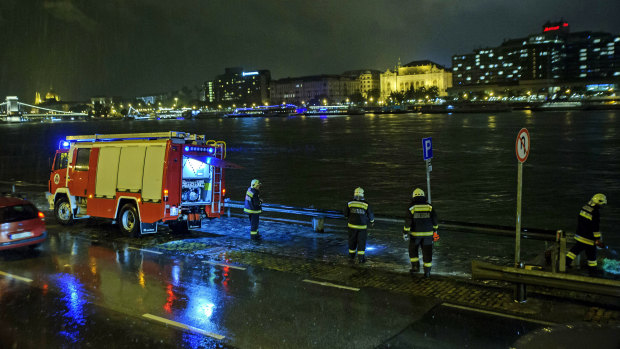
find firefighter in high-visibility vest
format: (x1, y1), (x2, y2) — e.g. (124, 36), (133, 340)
(344, 187), (375, 263)
(403, 188), (439, 278)
(244, 179), (262, 239)
(566, 193), (607, 276)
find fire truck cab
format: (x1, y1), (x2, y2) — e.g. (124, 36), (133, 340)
(46, 132), (227, 237)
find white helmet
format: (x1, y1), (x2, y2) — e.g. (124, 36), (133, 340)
(412, 188), (425, 198)
(354, 187), (364, 197)
(251, 179), (261, 188)
(590, 193), (607, 206)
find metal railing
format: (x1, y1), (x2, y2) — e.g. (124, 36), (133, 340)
(472, 260), (620, 298)
(223, 199), (564, 240)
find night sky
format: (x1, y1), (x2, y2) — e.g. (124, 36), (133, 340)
(1, 0), (619, 101)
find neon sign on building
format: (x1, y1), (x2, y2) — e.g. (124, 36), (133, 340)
(544, 22), (569, 32)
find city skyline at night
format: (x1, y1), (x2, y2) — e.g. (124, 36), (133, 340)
(0, 1), (619, 101)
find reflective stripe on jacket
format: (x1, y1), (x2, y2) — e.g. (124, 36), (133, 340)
(575, 203), (600, 244)
(404, 203), (438, 237)
(244, 187), (262, 214)
(344, 199), (374, 229)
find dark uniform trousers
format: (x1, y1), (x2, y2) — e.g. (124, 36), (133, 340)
(348, 228), (368, 258)
(249, 214), (260, 235)
(409, 236), (433, 270)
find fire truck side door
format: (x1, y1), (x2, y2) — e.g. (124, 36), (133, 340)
(50, 151), (69, 193)
(68, 148), (91, 197)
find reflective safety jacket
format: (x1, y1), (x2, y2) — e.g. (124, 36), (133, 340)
(404, 202), (438, 237)
(344, 199), (375, 229)
(575, 203), (601, 245)
(244, 187), (262, 214)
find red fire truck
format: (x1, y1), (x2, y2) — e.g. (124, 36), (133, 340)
(46, 132), (228, 237)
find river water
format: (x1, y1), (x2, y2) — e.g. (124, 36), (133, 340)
(1, 110), (619, 247)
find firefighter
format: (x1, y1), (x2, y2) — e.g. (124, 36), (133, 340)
(403, 188), (439, 278)
(244, 179), (262, 239)
(344, 187), (375, 263)
(566, 193), (607, 276)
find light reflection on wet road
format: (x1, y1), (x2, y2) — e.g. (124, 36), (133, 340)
(0, 211), (620, 348)
(0, 222), (618, 348)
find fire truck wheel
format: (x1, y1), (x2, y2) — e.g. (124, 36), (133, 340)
(168, 220), (189, 234)
(54, 197), (74, 225)
(119, 204), (141, 238)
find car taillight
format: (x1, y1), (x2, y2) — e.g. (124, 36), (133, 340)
(38, 211), (45, 219)
(163, 189), (169, 202)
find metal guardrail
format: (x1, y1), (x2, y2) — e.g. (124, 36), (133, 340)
(223, 199), (564, 239)
(472, 260), (620, 298)
(223, 199), (343, 219)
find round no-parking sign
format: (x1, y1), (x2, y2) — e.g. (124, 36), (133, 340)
(515, 128), (530, 163)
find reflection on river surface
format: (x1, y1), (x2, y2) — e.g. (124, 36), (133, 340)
(1, 111), (619, 246)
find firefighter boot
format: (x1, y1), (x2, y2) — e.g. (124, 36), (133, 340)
(410, 262), (420, 274)
(423, 266), (431, 278)
(348, 253), (355, 262)
(358, 255), (366, 264)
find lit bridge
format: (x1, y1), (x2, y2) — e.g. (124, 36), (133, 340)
(0, 96), (88, 122)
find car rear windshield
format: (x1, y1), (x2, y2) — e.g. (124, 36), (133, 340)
(0, 204), (39, 223)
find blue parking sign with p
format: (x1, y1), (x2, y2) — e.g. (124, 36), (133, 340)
(422, 137), (433, 160)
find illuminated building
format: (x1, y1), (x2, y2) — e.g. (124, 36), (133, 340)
(34, 88), (60, 104)
(202, 81), (215, 103)
(380, 60), (453, 99)
(269, 74), (358, 105)
(451, 20), (620, 95)
(45, 88), (60, 102)
(90, 96), (119, 106)
(342, 70), (381, 99)
(208, 68), (271, 106)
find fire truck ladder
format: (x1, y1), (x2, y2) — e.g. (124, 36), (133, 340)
(65, 131), (205, 142)
(208, 140), (226, 214)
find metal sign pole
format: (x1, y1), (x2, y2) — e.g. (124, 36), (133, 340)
(422, 137), (433, 204)
(426, 159), (431, 204)
(514, 128), (529, 303)
(515, 161), (523, 266)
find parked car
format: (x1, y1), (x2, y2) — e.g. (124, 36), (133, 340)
(0, 196), (47, 250)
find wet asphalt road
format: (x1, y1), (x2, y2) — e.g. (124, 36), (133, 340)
(0, 219), (562, 349)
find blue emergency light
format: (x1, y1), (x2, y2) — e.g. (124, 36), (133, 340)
(185, 146), (212, 152)
(59, 140), (71, 149)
